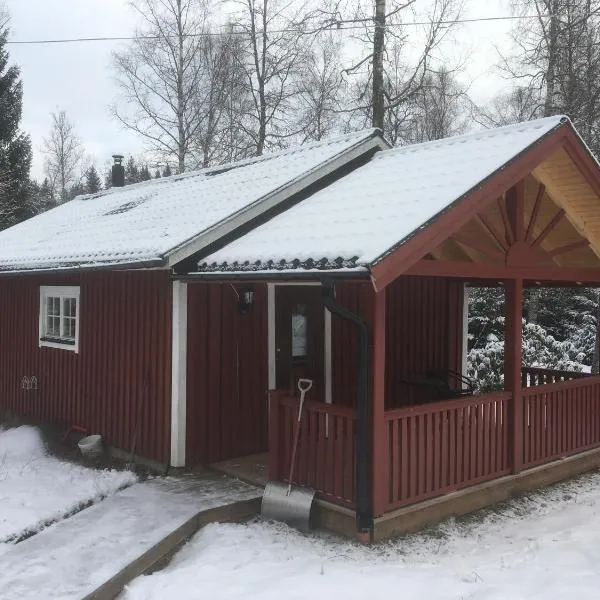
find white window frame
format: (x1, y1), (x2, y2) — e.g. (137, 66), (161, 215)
(39, 286), (80, 353)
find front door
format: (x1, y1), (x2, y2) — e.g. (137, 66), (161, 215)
(275, 286), (324, 400)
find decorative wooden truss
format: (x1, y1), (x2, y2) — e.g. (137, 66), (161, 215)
(371, 123), (600, 289)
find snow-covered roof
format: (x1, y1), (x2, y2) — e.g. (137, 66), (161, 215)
(0, 129), (383, 272)
(199, 116), (568, 273)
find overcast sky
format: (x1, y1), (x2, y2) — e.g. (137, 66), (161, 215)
(5, 0), (513, 180)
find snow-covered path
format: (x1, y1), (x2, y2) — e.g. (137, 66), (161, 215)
(0, 476), (260, 600)
(0, 426), (135, 548)
(124, 472), (600, 600)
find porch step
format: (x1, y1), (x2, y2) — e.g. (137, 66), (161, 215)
(0, 475), (261, 600)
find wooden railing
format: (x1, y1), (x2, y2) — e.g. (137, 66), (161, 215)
(384, 391), (511, 512)
(522, 376), (600, 468)
(269, 376), (600, 514)
(521, 366), (589, 388)
(269, 391), (356, 506)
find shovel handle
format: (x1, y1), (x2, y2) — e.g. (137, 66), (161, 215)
(297, 378), (313, 394)
(288, 378), (313, 489)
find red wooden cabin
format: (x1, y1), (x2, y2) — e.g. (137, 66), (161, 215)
(2, 117), (600, 540)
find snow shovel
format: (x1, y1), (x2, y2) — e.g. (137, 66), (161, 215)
(261, 378), (316, 532)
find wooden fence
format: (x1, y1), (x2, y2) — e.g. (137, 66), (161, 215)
(522, 366), (589, 388)
(383, 391), (511, 511)
(522, 376), (600, 468)
(269, 391), (356, 506)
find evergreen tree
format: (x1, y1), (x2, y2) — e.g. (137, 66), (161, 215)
(162, 164), (172, 177)
(67, 181), (86, 200)
(85, 165), (101, 194)
(154, 169), (161, 179)
(139, 164), (151, 181)
(0, 26), (34, 230)
(125, 156), (139, 185)
(39, 177), (54, 209)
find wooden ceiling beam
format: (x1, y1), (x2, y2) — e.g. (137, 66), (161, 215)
(547, 239), (590, 257)
(531, 209), (566, 249)
(452, 232), (505, 262)
(477, 213), (508, 251)
(497, 196), (515, 246)
(506, 180), (526, 241)
(526, 183), (545, 243)
(406, 258), (600, 284)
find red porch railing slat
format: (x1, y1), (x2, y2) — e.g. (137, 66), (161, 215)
(270, 394), (356, 507)
(384, 392), (512, 512)
(521, 376), (600, 469)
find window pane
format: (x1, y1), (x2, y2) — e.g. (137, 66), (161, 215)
(46, 315), (60, 337)
(291, 303), (307, 358)
(47, 296), (60, 316)
(62, 316), (76, 339)
(63, 297), (76, 318)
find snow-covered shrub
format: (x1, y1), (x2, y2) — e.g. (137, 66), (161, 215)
(467, 321), (586, 392)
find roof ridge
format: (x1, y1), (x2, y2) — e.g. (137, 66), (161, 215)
(73, 128), (380, 203)
(381, 115), (568, 158)
(202, 128), (380, 176)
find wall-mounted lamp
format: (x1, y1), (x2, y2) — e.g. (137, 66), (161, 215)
(238, 289), (254, 315)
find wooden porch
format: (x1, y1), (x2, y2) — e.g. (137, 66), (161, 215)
(269, 367), (600, 515)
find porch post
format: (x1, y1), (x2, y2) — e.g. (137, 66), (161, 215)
(372, 288), (387, 518)
(170, 280), (188, 468)
(505, 277), (523, 473)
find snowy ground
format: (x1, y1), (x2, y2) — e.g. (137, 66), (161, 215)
(125, 471), (600, 600)
(0, 425), (136, 550)
(0, 476), (260, 600)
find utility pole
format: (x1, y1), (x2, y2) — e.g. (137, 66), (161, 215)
(372, 0), (386, 129)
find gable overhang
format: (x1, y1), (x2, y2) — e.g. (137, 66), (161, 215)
(369, 120), (600, 290)
(165, 134), (389, 271)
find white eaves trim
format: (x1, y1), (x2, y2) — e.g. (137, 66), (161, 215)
(165, 135), (388, 268)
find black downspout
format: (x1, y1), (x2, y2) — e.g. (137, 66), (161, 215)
(322, 279), (372, 536)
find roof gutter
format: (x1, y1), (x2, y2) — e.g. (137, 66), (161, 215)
(0, 258), (167, 277)
(172, 270), (371, 282)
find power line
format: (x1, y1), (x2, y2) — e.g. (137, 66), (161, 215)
(5, 13), (555, 46)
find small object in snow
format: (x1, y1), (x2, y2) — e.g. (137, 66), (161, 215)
(78, 434), (103, 458)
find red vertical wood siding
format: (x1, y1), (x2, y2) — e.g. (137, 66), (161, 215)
(186, 282), (268, 464)
(0, 270), (172, 464)
(385, 276), (464, 408)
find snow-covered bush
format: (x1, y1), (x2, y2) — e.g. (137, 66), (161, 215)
(467, 321), (586, 392)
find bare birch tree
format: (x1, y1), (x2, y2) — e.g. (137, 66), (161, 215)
(317, 0), (463, 139)
(230, 0), (312, 156)
(402, 66), (470, 143)
(295, 33), (346, 142)
(42, 110), (83, 204)
(113, 0), (240, 171)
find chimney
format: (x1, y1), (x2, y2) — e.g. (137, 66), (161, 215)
(111, 155), (125, 187)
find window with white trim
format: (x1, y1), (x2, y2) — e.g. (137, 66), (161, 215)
(39, 286), (80, 352)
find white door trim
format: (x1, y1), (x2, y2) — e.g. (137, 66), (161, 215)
(170, 281), (187, 467)
(462, 283), (469, 385)
(324, 308), (333, 405)
(267, 283), (276, 390)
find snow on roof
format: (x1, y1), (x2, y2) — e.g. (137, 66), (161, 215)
(199, 116), (567, 273)
(0, 129), (380, 271)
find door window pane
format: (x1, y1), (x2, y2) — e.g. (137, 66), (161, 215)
(292, 303), (307, 358)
